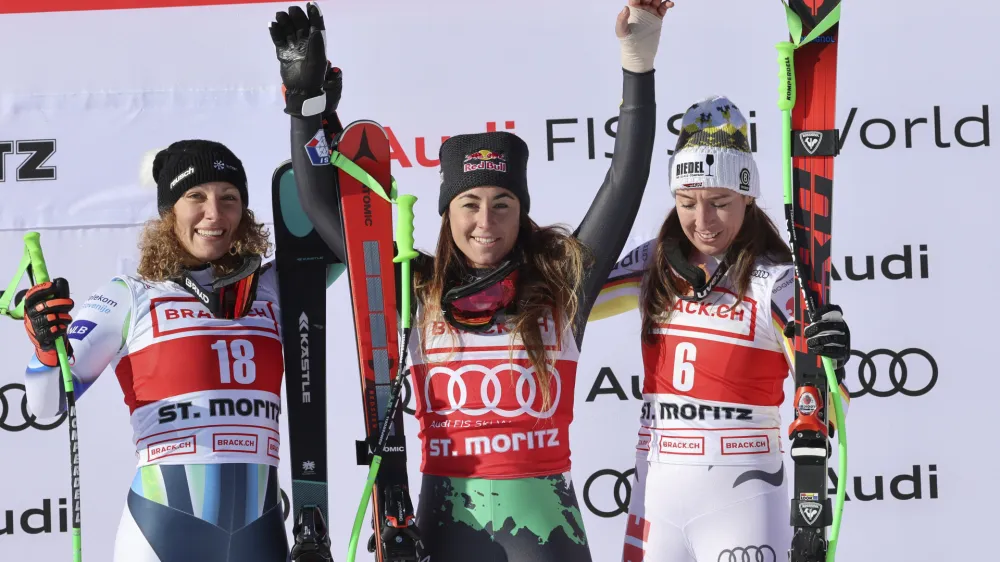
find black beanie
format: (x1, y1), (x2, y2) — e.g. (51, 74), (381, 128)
(153, 140), (249, 216)
(437, 131), (530, 215)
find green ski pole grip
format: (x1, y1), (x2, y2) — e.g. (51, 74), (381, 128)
(776, 41), (796, 110)
(23, 232), (50, 283)
(776, 41), (796, 207)
(393, 194), (418, 332)
(393, 194), (419, 263)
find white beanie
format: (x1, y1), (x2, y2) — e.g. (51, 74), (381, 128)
(668, 95), (759, 198)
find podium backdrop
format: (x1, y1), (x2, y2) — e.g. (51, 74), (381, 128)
(1, 1), (994, 560)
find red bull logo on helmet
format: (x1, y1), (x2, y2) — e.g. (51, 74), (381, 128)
(463, 149), (507, 173)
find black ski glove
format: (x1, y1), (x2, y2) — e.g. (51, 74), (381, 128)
(270, 2), (329, 117)
(783, 304), (851, 369)
(19, 278), (75, 367)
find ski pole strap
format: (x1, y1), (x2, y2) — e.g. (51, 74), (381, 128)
(0, 248), (31, 319)
(330, 151), (398, 203)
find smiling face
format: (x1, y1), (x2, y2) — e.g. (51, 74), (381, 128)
(172, 181), (244, 264)
(447, 186), (521, 268)
(674, 188), (754, 256)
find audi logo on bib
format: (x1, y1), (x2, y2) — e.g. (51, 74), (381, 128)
(423, 362), (562, 418)
(0, 383), (67, 432)
(413, 356), (577, 478)
(847, 347), (938, 398)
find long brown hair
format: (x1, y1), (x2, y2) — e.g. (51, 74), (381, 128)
(136, 207), (272, 282)
(640, 200), (792, 344)
(414, 210), (591, 411)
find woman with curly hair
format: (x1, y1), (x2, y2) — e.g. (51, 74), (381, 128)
(20, 140), (291, 561)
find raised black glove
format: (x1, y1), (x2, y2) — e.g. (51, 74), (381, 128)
(270, 2), (329, 117)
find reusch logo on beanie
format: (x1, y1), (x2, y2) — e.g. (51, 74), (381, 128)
(668, 96), (760, 198)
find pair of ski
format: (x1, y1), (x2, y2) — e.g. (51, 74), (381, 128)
(778, 1), (850, 562)
(271, 118), (421, 562)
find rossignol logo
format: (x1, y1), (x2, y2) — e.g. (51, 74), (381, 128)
(0, 140), (56, 182)
(800, 131), (823, 154)
(798, 501), (822, 525)
(299, 312), (312, 403)
(170, 166), (195, 189)
(832, 244), (928, 281)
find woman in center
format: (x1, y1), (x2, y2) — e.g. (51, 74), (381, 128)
(275, 1), (675, 558)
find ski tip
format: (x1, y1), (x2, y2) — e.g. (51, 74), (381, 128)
(339, 119), (388, 138)
(270, 159), (292, 186)
(274, 164), (316, 238)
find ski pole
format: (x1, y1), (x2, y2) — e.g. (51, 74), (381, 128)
(0, 232), (83, 562)
(777, 6), (848, 561)
(345, 193), (418, 562)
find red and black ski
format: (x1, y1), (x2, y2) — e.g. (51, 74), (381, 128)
(334, 120), (419, 561)
(782, 1), (848, 561)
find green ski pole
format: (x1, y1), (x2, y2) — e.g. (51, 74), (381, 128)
(0, 232), (83, 562)
(345, 194), (419, 562)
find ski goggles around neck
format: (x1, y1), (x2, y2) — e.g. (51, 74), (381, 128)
(177, 254), (263, 320)
(441, 259), (520, 333)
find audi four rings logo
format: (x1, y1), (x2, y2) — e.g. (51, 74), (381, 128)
(423, 364), (562, 418)
(582, 468), (634, 518)
(0, 383), (67, 432)
(718, 545), (777, 562)
(848, 348), (938, 398)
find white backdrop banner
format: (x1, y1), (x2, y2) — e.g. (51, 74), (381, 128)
(0, 1), (995, 561)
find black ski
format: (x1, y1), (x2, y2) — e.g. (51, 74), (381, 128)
(272, 158), (342, 560)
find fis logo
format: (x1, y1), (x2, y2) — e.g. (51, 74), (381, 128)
(463, 149), (507, 173)
(304, 130), (331, 166)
